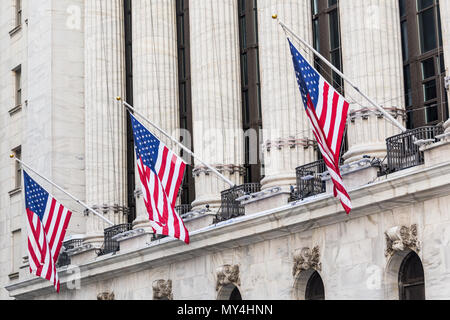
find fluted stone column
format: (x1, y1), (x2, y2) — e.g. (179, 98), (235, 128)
(439, 0), (450, 133)
(131, 0), (180, 229)
(190, 0), (244, 211)
(340, 1), (405, 163)
(84, 0), (128, 245)
(258, 1), (316, 191)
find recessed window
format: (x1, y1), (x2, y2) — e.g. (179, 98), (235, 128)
(13, 66), (22, 107)
(12, 229), (22, 275)
(305, 271), (325, 300)
(400, 0), (446, 128)
(399, 251), (425, 300)
(15, 0), (22, 27)
(12, 146), (22, 189)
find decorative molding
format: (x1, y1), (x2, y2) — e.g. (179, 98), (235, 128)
(216, 264), (240, 291)
(235, 186), (282, 204)
(111, 228), (145, 242)
(97, 292), (115, 300)
(193, 165), (245, 177)
(292, 246), (322, 277)
(152, 279), (173, 300)
(84, 204), (129, 216)
(349, 107), (406, 122)
(264, 137), (316, 152)
(385, 224), (420, 258)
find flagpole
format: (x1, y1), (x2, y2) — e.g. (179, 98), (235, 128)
(274, 16), (408, 133)
(116, 97), (236, 188)
(10, 155), (114, 226)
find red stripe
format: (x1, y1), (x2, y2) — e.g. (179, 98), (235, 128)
(44, 198), (57, 233)
(172, 162), (186, 208)
(158, 147), (169, 181)
(28, 239), (41, 270)
(165, 154), (177, 198)
(334, 100), (349, 164)
(53, 210), (72, 263)
(319, 82), (330, 127)
(326, 92), (339, 147)
(49, 204), (64, 250)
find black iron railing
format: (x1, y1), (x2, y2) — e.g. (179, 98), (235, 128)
(214, 183), (261, 223)
(386, 125), (443, 173)
(290, 160), (327, 201)
(175, 204), (192, 217)
(97, 223), (132, 256)
(56, 238), (83, 268)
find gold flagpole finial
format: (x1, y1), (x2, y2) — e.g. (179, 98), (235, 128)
(272, 14), (278, 19)
(10, 154), (15, 159)
(116, 96), (122, 101)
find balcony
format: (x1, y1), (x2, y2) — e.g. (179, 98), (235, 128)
(56, 238), (83, 268)
(176, 204), (192, 217)
(213, 183), (261, 223)
(290, 160), (327, 202)
(97, 223), (132, 256)
(386, 125), (444, 173)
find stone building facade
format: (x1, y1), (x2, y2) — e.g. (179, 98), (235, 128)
(1, 0), (450, 300)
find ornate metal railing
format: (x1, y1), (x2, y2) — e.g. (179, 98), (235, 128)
(56, 238), (83, 268)
(290, 160), (327, 201)
(386, 125), (443, 173)
(97, 223), (132, 256)
(214, 183), (261, 224)
(175, 204), (192, 217)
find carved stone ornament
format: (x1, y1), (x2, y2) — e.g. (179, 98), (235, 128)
(153, 279), (173, 300)
(292, 246), (322, 277)
(97, 292), (115, 300)
(385, 224), (420, 258)
(216, 264), (240, 291)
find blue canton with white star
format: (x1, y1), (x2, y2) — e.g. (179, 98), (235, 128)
(130, 113), (161, 171)
(24, 170), (49, 221)
(288, 39), (320, 110)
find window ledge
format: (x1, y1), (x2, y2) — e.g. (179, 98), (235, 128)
(9, 25), (22, 37)
(9, 188), (22, 197)
(8, 272), (19, 281)
(9, 105), (22, 116)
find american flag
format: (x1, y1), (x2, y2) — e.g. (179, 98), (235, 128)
(288, 39), (352, 214)
(24, 170), (72, 292)
(130, 113), (190, 244)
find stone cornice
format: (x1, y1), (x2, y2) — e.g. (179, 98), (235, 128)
(6, 160), (450, 299)
(264, 137), (316, 152)
(349, 107), (406, 122)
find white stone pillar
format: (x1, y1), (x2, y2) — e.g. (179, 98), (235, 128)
(189, 0), (244, 211)
(439, 0), (450, 133)
(131, 0), (180, 229)
(258, 1), (316, 191)
(340, 0), (406, 163)
(84, 0), (128, 245)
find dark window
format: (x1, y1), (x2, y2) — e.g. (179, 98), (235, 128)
(400, 0), (447, 128)
(229, 287), (242, 300)
(16, 0), (22, 27)
(238, 0), (263, 184)
(14, 66), (21, 107)
(311, 0), (347, 160)
(311, 0), (343, 93)
(124, 0), (136, 223)
(305, 271), (325, 300)
(176, 0), (195, 205)
(12, 146), (22, 189)
(399, 251), (425, 300)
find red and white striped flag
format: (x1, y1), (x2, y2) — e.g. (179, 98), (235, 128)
(23, 170), (72, 292)
(130, 113), (190, 244)
(288, 39), (352, 214)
